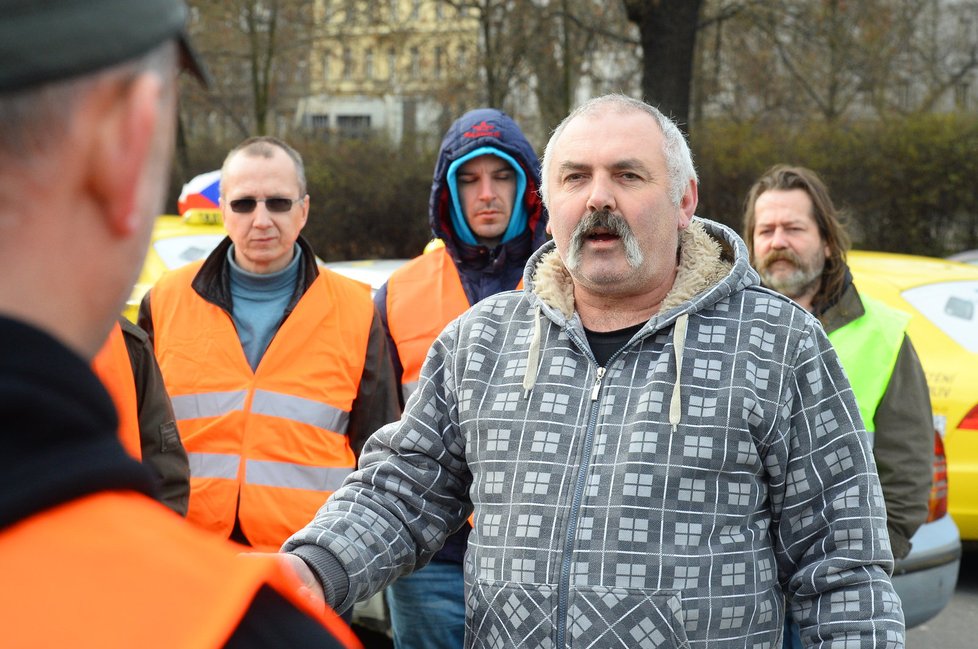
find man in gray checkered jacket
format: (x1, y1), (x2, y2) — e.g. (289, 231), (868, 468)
(278, 94), (905, 648)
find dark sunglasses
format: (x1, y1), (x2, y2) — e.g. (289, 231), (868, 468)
(228, 197), (302, 213)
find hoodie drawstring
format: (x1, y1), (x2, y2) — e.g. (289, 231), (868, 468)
(522, 305), (688, 431)
(523, 305), (542, 396)
(669, 313), (689, 433)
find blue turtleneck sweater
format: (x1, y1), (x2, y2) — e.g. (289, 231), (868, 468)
(227, 244), (301, 371)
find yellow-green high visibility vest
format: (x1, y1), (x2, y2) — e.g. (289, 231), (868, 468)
(828, 295), (911, 435)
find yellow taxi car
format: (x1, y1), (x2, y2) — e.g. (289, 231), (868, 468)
(812, 250), (978, 626)
(849, 251), (978, 541)
(123, 210), (226, 322)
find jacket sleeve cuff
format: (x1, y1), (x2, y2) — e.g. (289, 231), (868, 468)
(289, 545), (351, 612)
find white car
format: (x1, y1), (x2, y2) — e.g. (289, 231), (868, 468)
(947, 249), (978, 266)
(322, 258), (410, 295)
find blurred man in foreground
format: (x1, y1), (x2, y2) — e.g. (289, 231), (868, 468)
(0, 1), (358, 646)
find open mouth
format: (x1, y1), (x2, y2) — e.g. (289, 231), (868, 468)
(586, 228), (620, 243)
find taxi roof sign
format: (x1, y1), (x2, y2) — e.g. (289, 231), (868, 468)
(183, 208), (222, 226)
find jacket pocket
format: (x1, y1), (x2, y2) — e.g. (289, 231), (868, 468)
(466, 579), (556, 648)
(466, 579), (690, 648)
(567, 585), (690, 649)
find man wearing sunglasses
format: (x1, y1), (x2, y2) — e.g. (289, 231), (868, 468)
(139, 136), (398, 557)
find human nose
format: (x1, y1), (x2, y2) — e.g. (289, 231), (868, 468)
(585, 175), (616, 213)
(769, 227), (789, 248)
(252, 204), (274, 227)
(478, 175), (495, 202)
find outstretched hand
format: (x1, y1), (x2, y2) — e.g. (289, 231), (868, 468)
(241, 551), (327, 609)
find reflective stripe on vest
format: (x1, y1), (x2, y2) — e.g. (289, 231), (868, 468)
(171, 389), (350, 430)
(0, 491), (362, 649)
(387, 248), (522, 402)
(150, 262), (373, 550)
(187, 452), (352, 492)
(246, 459), (352, 492)
(92, 321), (141, 459)
(828, 294), (910, 435)
(170, 390), (247, 419)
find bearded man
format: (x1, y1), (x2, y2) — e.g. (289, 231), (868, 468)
(744, 163), (933, 649)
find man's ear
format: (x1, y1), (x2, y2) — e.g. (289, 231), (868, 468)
(298, 194), (310, 230)
(678, 179), (698, 229)
(87, 74), (163, 237)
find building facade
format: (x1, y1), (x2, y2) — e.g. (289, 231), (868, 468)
(298, 0), (482, 142)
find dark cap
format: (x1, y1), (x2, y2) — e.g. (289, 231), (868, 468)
(0, 0), (210, 93)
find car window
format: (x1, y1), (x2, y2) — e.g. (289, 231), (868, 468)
(154, 235), (225, 269)
(902, 280), (978, 353)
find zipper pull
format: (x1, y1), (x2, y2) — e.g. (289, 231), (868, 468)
(590, 366), (606, 401)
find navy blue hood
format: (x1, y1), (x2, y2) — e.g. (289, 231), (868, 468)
(429, 108), (549, 260)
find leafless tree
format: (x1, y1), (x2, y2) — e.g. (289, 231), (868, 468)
(183, 0), (314, 138)
(695, 0), (978, 123)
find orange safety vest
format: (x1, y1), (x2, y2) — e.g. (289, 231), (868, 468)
(150, 263), (374, 550)
(91, 321), (141, 459)
(386, 247), (522, 402)
(0, 491), (361, 649)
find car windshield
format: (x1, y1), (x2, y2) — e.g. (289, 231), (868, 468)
(154, 235), (225, 269)
(902, 280), (978, 353)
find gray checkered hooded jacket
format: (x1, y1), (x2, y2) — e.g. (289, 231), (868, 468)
(284, 217), (904, 648)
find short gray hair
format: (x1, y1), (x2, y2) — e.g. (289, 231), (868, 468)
(0, 41), (177, 162)
(220, 136), (307, 197)
(540, 94), (697, 209)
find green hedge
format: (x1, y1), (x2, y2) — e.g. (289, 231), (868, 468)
(693, 113), (978, 257)
(169, 113), (978, 262)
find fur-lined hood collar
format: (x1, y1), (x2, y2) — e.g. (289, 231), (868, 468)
(525, 217), (756, 326)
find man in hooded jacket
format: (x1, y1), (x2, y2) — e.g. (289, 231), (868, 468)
(373, 108), (548, 648)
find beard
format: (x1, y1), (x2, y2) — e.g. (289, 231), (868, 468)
(757, 248), (825, 301)
(565, 209), (644, 272)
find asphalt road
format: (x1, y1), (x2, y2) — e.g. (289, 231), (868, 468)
(906, 546), (977, 647)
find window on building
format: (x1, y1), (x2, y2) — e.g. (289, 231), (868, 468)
(322, 53), (330, 80)
(410, 0), (421, 20)
(436, 1), (444, 20)
(365, 48), (374, 80)
(389, 0), (398, 21)
(309, 114), (330, 131)
(337, 114), (372, 139)
(410, 46), (420, 79)
(345, 0), (358, 24)
(388, 46), (397, 81)
(435, 46), (443, 80)
(457, 44), (467, 71)
(343, 46), (353, 80)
